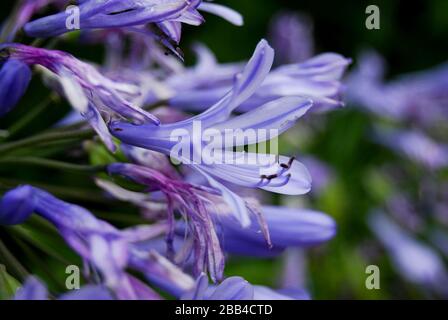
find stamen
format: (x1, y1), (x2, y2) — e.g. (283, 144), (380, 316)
(280, 156), (296, 169)
(257, 175), (270, 187)
(267, 173), (292, 187)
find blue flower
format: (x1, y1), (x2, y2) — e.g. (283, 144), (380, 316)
(106, 162), (226, 282)
(14, 276), (114, 300)
(347, 50), (448, 125)
(2, 43), (159, 151)
(216, 206), (336, 257)
(181, 274), (309, 300)
(24, 0), (242, 43)
(145, 41), (350, 113)
(268, 12), (314, 64)
(368, 212), (448, 294)
(110, 40), (315, 226)
(0, 185), (166, 299)
(0, 59), (32, 117)
(374, 127), (448, 170)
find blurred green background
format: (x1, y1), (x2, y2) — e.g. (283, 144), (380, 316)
(1, 0), (448, 299)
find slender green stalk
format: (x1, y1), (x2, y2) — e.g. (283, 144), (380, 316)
(10, 226), (73, 266)
(6, 96), (56, 139)
(0, 238), (29, 280)
(0, 0), (22, 42)
(10, 234), (66, 293)
(0, 128), (94, 155)
(0, 157), (106, 173)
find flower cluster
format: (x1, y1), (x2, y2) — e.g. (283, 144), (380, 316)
(0, 2), (350, 300)
(347, 49), (448, 297)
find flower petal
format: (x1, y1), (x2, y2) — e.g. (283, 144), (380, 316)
(198, 3), (243, 26)
(0, 59), (31, 116)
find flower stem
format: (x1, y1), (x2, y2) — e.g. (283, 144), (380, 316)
(6, 95), (56, 139)
(0, 238), (29, 280)
(0, 157), (106, 173)
(0, 128), (94, 155)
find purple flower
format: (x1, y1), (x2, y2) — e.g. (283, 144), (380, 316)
(25, 0), (198, 38)
(0, 184), (36, 225)
(368, 212), (448, 294)
(182, 275), (254, 300)
(128, 249), (197, 297)
(386, 194), (424, 232)
(100, 164), (335, 279)
(110, 40), (315, 226)
(107, 163), (226, 282)
(347, 50), (448, 125)
(268, 12), (314, 64)
(216, 206), (336, 257)
(102, 159), (323, 278)
(374, 127), (448, 170)
(14, 277), (48, 300)
(151, 41), (350, 112)
(0, 185), (164, 299)
(24, 0), (242, 43)
(0, 58), (32, 116)
(182, 274), (309, 300)
(14, 276), (114, 300)
(2, 43), (159, 151)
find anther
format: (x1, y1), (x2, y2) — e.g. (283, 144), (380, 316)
(280, 156), (295, 169)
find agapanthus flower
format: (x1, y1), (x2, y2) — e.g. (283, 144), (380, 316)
(385, 193), (424, 232)
(182, 274), (309, 300)
(214, 205), (336, 257)
(368, 212), (448, 295)
(106, 162), (226, 282)
(268, 12), (314, 65)
(146, 41), (350, 112)
(347, 50), (448, 125)
(0, 43), (159, 151)
(14, 276), (114, 300)
(0, 185), (166, 299)
(374, 127), (448, 170)
(24, 0), (242, 43)
(0, 58), (32, 116)
(110, 40), (316, 227)
(98, 157), (335, 284)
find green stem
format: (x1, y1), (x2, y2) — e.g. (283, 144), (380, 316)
(6, 96), (56, 139)
(0, 238), (29, 280)
(0, 128), (94, 155)
(0, 1), (22, 43)
(0, 157), (106, 174)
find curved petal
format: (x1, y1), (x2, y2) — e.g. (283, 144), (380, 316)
(211, 96), (313, 144)
(192, 165), (251, 228)
(0, 185), (36, 225)
(59, 285), (114, 300)
(0, 59), (31, 116)
(14, 277), (48, 300)
(219, 206), (336, 257)
(198, 3), (243, 26)
(200, 154), (312, 195)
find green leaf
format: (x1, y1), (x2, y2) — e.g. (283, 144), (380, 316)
(0, 264), (20, 300)
(85, 141), (119, 166)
